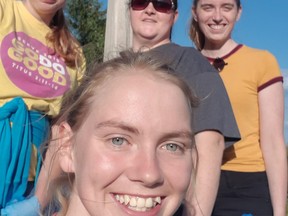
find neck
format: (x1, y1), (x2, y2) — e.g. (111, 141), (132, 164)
(201, 39), (238, 58)
(23, 0), (53, 26)
(132, 36), (171, 52)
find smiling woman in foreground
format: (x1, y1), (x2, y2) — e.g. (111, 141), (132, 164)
(45, 51), (198, 216)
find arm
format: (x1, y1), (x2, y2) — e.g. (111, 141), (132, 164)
(35, 125), (63, 209)
(185, 130), (224, 216)
(259, 82), (287, 216)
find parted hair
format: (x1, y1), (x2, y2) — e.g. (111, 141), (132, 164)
(57, 50), (198, 131)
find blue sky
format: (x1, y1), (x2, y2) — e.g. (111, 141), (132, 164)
(101, 0), (288, 142)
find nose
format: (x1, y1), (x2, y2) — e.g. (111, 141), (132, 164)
(145, 2), (156, 14)
(126, 150), (164, 187)
(212, 9), (223, 22)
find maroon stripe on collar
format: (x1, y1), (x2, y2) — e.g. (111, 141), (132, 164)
(205, 44), (243, 61)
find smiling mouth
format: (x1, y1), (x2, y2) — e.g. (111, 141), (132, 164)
(143, 19), (156, 23)
(209, 24), (226, 30)
(114, 194), (161, 212)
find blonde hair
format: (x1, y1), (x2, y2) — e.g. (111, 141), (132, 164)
(45, 50), (199, 215)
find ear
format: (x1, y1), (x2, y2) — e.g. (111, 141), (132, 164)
(236, 5), (242, 21)
(173, 9), (179, 24)
(192, 7), (198, 22)
(57, 122), (75, 173)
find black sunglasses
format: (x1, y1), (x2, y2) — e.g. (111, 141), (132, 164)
(131, 0), (175, 13)
(212, 58), (228, 72)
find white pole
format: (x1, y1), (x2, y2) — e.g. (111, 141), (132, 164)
(104, 0), (132, 61)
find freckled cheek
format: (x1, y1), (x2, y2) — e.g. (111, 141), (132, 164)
(73, 155), (127, 204)
(75, 152), (127, 185)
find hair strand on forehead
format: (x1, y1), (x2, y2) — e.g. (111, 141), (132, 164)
(57, 50), (199, 133)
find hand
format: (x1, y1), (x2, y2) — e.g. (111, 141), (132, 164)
(1, 196), (40, 216)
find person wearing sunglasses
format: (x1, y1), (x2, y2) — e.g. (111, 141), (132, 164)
(190, 0), (287, 215)
(128, 0), (241, 215)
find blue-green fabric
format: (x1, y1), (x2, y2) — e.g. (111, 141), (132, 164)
(0, 195), (40, 216)
(0, 97), (49, 208)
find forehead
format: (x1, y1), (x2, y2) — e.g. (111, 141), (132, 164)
(89, 69), (190, 119)
(95, 68), (182, 102)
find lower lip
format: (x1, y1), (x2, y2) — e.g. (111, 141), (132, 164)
(111, 194), (162, 216)
(143, 19), (156, 23)
(42, 0), (57, 4)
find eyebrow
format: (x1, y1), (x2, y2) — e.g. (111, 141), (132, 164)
(200, 3), (213, 6)
(96, 120), (140, 134)
(96, 120), (193, 141)
(160, 131), (194, 141)
(222, 3), (235, 7)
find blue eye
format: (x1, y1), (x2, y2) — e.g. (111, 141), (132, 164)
(165, 143), (179, 152)
(112, 137), (124, 145)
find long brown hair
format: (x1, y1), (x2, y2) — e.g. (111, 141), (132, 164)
(46, 9), (82, 68)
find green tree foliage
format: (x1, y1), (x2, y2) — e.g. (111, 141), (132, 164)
(66, 0), (106, 64)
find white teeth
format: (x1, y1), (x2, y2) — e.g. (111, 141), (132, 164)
(129, 197), (137, 207)
(210, 24), (224, 30)
(155, 196), (161, 204)
(120, 195), (125, 204)
(124, 195), (130, 205)
(145, 197), (153, 208)
(114, 194), (161, 211)
(137, 197), (145, 208)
